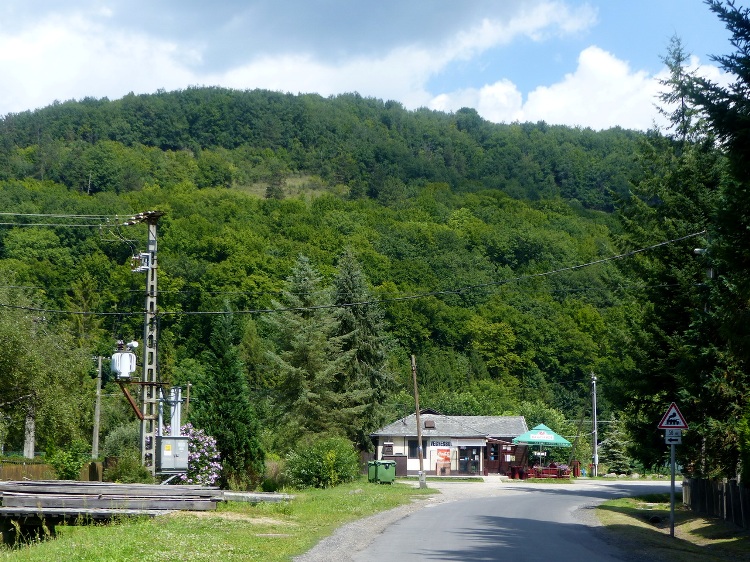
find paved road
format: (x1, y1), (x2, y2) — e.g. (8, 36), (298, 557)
(299, 479), (672, 562)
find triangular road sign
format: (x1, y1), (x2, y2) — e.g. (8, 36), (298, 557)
(658, 402), (688, 429)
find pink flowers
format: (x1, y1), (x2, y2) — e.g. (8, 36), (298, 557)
(165, 423), (221, 486)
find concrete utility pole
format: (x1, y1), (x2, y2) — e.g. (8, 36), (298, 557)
(124, 211), (165, 475)
(591, 372), (598, 477)
(92, 356), (102, 459)
(411, 355), (427, 489)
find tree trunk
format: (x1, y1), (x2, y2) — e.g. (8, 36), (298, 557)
(23, 404), (36, 459)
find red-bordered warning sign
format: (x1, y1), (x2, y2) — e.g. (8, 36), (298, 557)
(658, 402), (688, 429)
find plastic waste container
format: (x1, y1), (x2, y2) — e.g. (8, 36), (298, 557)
(377, 460), (396, 484)
(368, 460), (378, 483)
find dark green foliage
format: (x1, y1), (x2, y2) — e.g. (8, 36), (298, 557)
(192, 310), (265, 489)
(262, 255), (351, 450)
(331, 251), (395, 450)
(0, 87), (643, 210)
(47, 439), (90, 480)
(101, 423), (140, 459)
(284, 435), (360, 489)
(599, 418), (632, 474)
(102, 449), (154, 484)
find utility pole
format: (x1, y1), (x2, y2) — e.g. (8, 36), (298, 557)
(411, 355), (427, 489)
(92, 356), (102, 459)
(124, 211), (165, 475)
(591, 372), (598, 477)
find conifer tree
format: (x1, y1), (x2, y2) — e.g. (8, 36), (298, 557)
(599, 417), (631, 474)
(613, 33), (727, 474)
(263, 255), (352, 450)
(193, 310), (264, 488)
(331, 250), (395, 450)
(689, 0), (750, 478)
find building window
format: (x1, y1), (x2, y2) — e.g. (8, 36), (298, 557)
(408, 439), (427, 459)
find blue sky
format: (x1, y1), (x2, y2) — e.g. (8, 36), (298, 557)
(0, 0), (739, 131)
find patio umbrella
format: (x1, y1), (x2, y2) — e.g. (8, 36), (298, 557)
(512, 424), (571, 447)
(513, 424), (571, 467)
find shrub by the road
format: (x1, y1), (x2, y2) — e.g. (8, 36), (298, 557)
(285, 436), (359, 489)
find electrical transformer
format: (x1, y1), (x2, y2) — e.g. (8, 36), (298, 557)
(156, 436), (189, 473)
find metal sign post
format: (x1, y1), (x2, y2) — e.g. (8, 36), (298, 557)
(658, 403), (688, 538)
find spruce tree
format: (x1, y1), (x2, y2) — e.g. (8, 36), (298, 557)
(263, 255), (352, 450)
(193, 310), (264, 488)
(690, 0), (750, 479)
(599, 417), (632, 474)
(331, 250), (395, 450)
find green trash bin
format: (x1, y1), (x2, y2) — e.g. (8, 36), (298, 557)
(377, 460), (396, 484)
(367, 460), (378, 483)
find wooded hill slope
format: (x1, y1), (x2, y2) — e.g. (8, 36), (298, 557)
(0, 85), (723, 477)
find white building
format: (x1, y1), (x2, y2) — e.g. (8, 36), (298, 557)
(371, 410), (529, 476)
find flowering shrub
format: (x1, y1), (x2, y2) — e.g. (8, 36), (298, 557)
(164, 423), (221, 486)
(285, 436), (359, 489)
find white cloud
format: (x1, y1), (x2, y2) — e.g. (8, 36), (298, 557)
(429, 46), (668, 130)
(0, 14), (200, 113)
(430, 81), (525, 124)
(1, 0), (726, 135)
(522, 46), (659, 130)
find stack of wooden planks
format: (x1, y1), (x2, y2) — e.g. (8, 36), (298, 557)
(0, 480), (224, 543)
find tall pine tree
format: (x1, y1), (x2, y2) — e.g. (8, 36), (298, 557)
(613, 34), (726, 474)
(690, 0), (750, 478)
(193, 309), (264, 488)
(262, 255), (352, 450)
(331, 250), (395, 450)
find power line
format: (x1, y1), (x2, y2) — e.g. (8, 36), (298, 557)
(0, 230), (707, 317)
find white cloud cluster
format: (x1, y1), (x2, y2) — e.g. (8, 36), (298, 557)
(0, 1), (731, 133)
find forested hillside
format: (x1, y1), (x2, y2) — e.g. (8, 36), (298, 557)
(0, 88), (640, 209)
(1, 6), (749, 488)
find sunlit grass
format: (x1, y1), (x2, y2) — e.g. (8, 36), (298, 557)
(0, 478), (434, 561)
(597, 494), (750, 562)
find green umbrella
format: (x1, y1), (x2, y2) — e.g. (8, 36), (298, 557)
(512, 424), (571, 447)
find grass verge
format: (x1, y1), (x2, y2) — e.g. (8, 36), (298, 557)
(0, 478), (435, 562)
(597, 493), (750, 562)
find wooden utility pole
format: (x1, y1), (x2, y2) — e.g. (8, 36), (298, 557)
(411, 355), (427, 489)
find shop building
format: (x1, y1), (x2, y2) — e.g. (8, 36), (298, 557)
(371, 410), (529, 476)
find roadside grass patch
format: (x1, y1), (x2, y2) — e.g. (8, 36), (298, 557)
(597, 494), (750, 562)
(0, 478), (434, 562)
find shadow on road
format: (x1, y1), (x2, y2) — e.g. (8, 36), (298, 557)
(411, 513), (626, 562)
(501, 480), (673, 501)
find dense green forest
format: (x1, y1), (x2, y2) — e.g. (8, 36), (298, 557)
(1, 0), (749, 487)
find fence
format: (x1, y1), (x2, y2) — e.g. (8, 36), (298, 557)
(682, 477), (750, 529)
(0, 460), (102, 482)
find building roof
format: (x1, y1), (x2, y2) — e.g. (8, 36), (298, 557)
(371, 413), (528, 440)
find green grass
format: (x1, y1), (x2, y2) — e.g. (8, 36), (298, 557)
(597, 494), (750, 562)
(0, 479), (435, 561)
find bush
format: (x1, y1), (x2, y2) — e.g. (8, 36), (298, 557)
(261, 453), (287, 492)
(172, 423), (221, 486)
(102, 448), (153, 483)
(102, 422), (140, 459)
(47, 440), (90, 480)
(285, 436), (359, 489)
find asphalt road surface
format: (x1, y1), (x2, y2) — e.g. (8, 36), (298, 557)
(297, 478), (673, 562)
